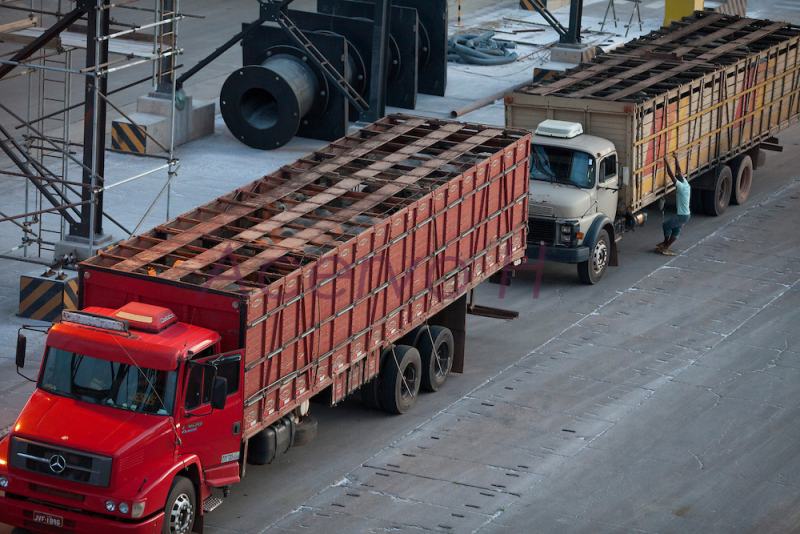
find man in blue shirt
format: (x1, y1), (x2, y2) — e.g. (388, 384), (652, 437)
(656, 154), (690, 256)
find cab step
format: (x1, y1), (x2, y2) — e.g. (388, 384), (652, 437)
(203, 496), (224, 513)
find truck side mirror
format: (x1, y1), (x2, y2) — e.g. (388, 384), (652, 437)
(211, 376), (227, 410)
(16, 334), (27, 369)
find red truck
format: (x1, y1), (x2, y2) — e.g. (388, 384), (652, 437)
(0, 115), (530, 534)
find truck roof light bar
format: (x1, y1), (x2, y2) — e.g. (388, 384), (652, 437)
(62, 310), (129, 333)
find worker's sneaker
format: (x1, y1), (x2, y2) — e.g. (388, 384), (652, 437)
(660, 249), (677, 256)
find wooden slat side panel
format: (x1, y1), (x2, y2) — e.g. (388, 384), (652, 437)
(630, 35), (800, 210)
(241, 136), (531, 437)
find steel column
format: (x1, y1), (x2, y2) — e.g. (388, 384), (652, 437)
(562, 0), (583, 44)
(361, 0), (391, 122)
(74, 0), (110, 238)
(155, 0), (175, 93)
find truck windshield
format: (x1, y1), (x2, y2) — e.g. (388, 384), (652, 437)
(531, 144), (595, 188)
(39, 348), (177, 416)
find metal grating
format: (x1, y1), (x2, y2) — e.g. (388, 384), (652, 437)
(82, 114), (528, 293)
(519, 12), (800, 103)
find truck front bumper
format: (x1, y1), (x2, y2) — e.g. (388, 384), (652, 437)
(527, 243), (590, 264)
(0, 492), (164, 534)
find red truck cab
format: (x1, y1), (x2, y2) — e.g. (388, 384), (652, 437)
(0, 302), (242, 534)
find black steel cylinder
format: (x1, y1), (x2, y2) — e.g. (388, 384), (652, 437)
(220, 54), (319, 149)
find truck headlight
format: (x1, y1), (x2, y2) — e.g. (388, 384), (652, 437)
(559, 223), (576, 244)
(118, 502), (129, 514)
(0, 476), (8, 488)
(131, 501), (146, 519)
(105, 500), (116, 512)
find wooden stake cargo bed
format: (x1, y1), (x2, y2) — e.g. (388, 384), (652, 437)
(81, 114), (531, 435)
(507, 12), (800, 213)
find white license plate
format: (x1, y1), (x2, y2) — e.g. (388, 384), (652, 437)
(33, 511), (64, 528)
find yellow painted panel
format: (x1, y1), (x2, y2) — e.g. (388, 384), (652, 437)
(664, 0), (704, 27)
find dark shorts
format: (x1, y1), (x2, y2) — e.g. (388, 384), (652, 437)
(663, 214), (690, 239)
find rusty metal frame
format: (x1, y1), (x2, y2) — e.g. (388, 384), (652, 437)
(523, 12), (800, 102)
(84, 115), (528, 293)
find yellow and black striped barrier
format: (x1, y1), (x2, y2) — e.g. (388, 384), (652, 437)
(111, 120), (147, 154)
(18, 271), (79, 322)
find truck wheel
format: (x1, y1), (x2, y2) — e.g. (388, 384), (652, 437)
(750, 147), (766, 169)
(701, 165), (732, 216)
(731, 155), (753, 205)
(417, 326), (454, 392)
(577, 229), (610, 285)
(398, 326), (427, 348)
(163, 476), (195, 534)
(360, 377), (383, 410)
(379, 345), (422, 414)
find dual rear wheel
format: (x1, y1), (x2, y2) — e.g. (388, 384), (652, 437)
(363, 325), (455, 414)
(698, 153), (754, 216)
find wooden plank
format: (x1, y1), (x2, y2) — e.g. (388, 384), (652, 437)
(205, 129), (503, 290)
(6, 27), (169, 58)
(0, 16), (37, 34)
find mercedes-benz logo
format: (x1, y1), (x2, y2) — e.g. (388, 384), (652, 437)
(48, 454), (67, 474)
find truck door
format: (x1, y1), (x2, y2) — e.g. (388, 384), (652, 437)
(597, 154), (620, 218)
(180, 351), (243, 482)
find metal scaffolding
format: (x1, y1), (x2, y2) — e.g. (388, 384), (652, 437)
(0, 0), (182, 265)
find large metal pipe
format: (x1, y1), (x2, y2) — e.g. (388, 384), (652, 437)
(220, 54), (319, 149)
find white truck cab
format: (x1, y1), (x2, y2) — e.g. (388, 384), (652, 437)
(528, 120), (622, 284)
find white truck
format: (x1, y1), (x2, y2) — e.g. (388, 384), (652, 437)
(505, 12), (800, 283)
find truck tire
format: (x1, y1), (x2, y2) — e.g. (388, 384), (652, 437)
(750, 147), (766, 169)
(417, 325), (454, 392)
(701, 165), (732, 216)
(731, 155), (753, 205)
(360, 377), (382, 410)
(577, 229), (610, 285)
(379, 345), (422, 414)
(293, 415), (318, 446)
(163, 476), (195, 534)
(398, 325), (427, 348)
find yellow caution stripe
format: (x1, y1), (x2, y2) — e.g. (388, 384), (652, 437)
(111, 120), (147, 154)
(18, 275), (79, 322)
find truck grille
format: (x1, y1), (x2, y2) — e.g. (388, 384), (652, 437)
(9, 437), (112, 487)
(528, 219), (556, 246)
(528, 202), (555, 217)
